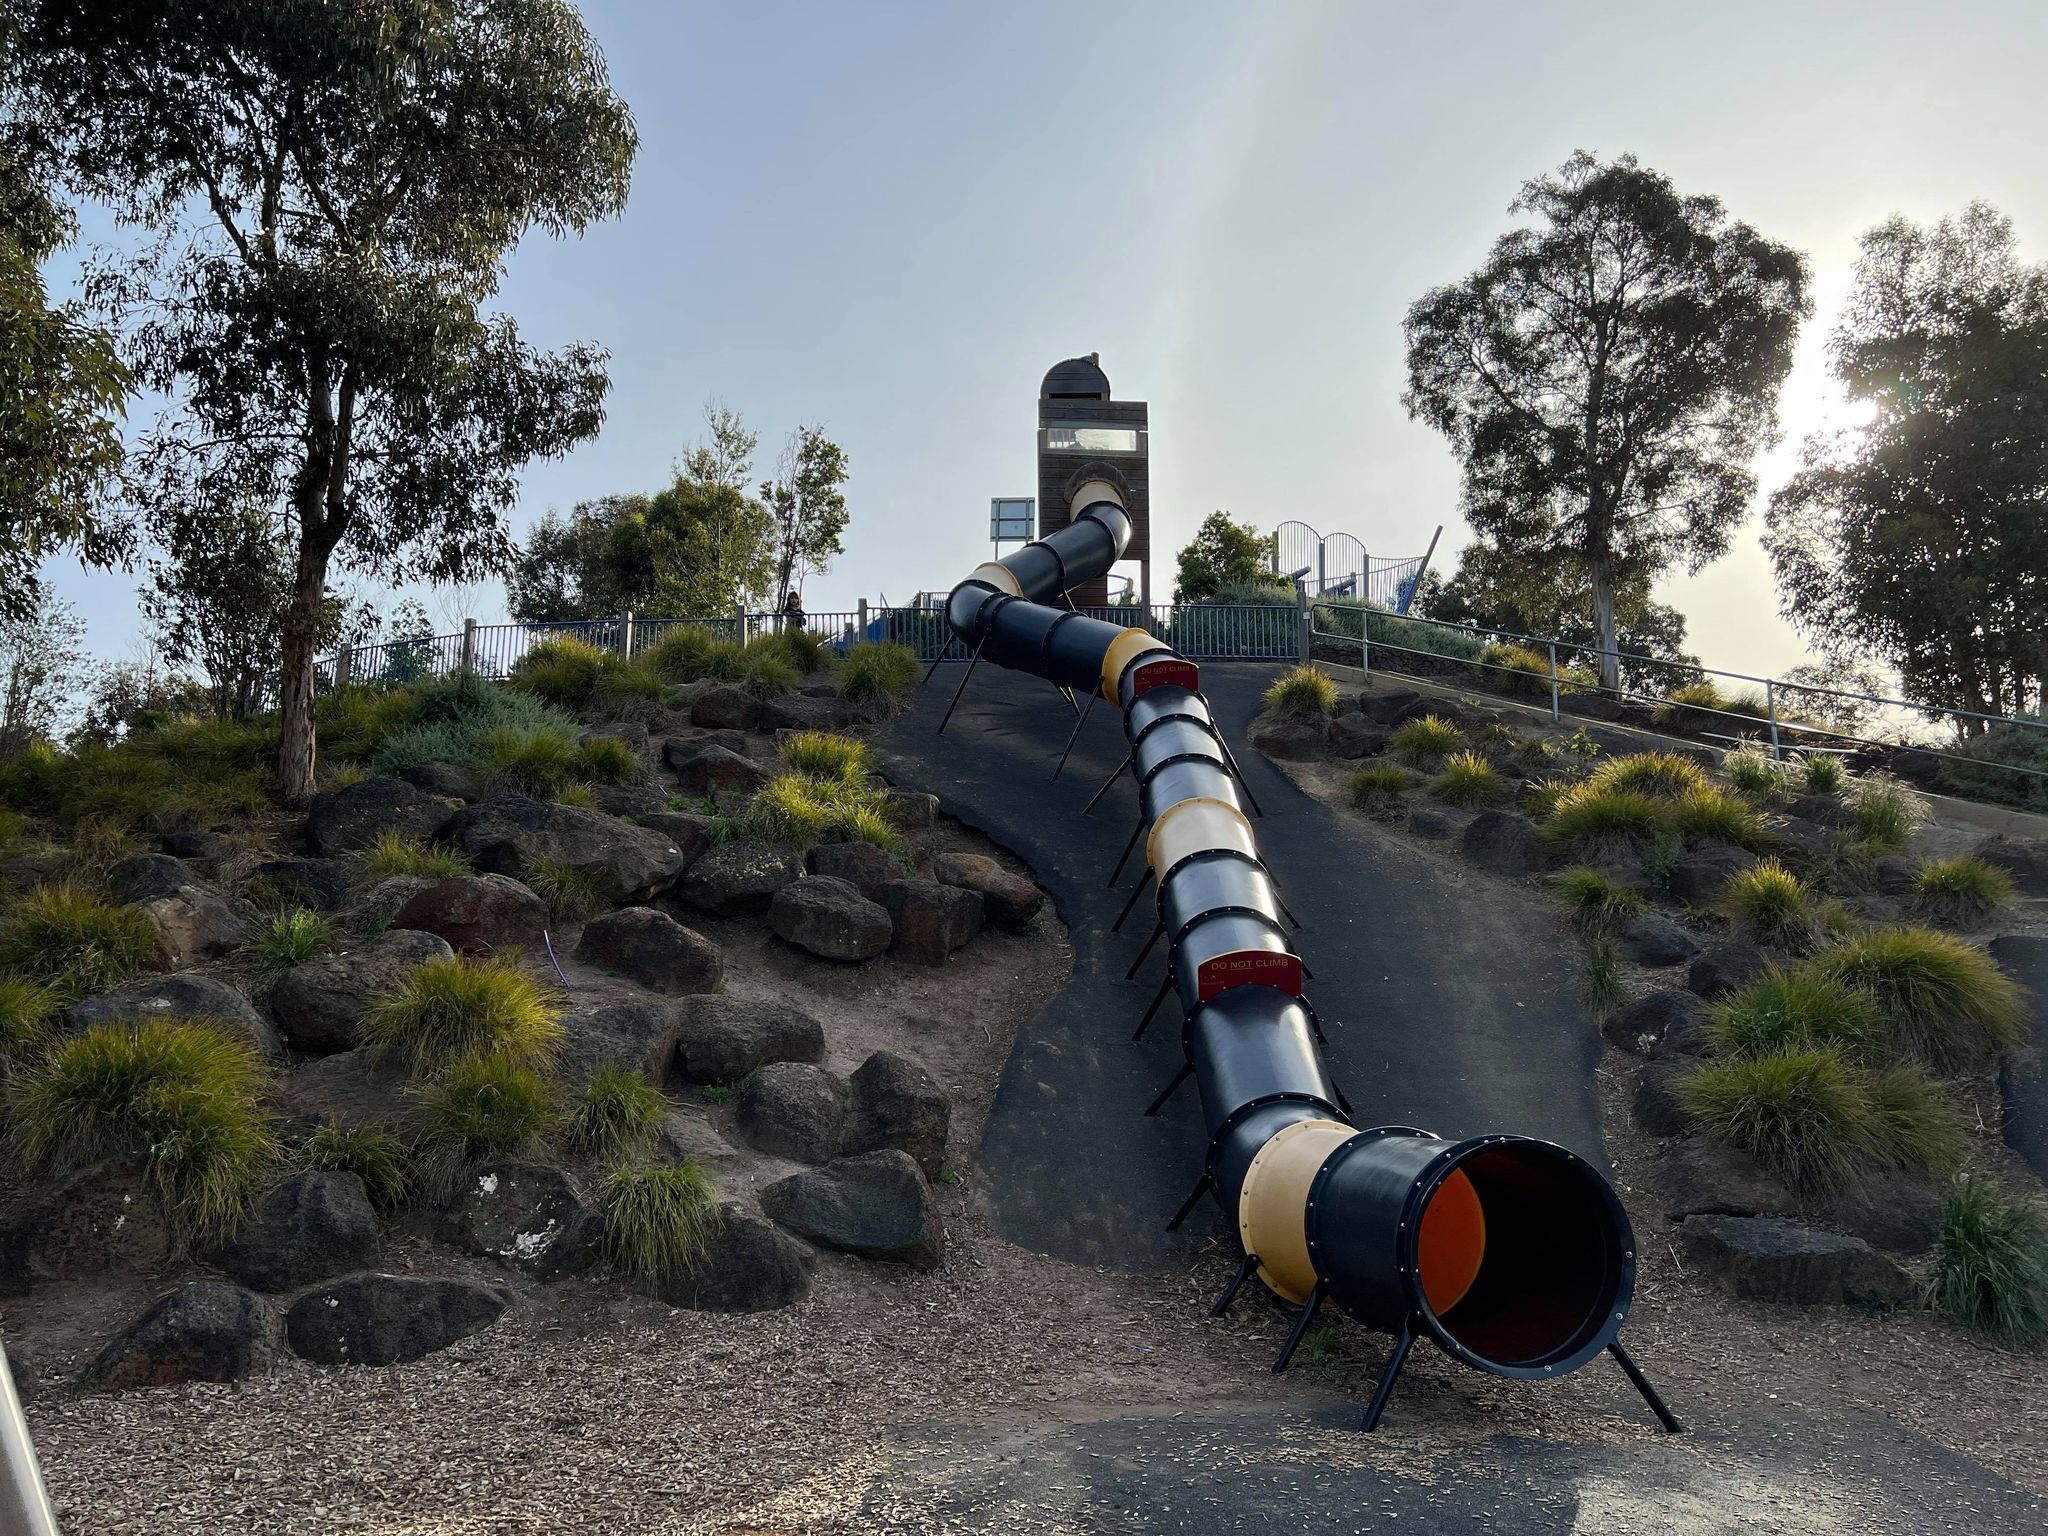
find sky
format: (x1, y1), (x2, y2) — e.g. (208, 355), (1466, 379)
(41, 0), (2048, 683)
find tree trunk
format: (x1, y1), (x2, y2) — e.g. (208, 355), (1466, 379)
(1589, 556), (1620, 693)
(276, 542), (329, 806)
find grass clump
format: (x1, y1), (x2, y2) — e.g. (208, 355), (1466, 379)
(1910, 855), (2014, 927)
(1579, 939), (1622, 1017)
(12, 1020), (280, 1234)
(418, 1055), (554, 1181)
(1864, 1061), (1966, 1179)
(1810, 927), (2026, 1070)
(0, 975), (55, 1061)
(1476, 642), (1553, 696)
(356, 830), (473, 882)
(734, 642), (801, 697)
(477, 725), (581, 799)
(1390, 714), (1464, 765)
(1346, 762), (1415, 810)
(782, 730), (869, 785)
(1707, 968), (1877, 1057)
(1429, 750), (1505, 808)
(838, 641), (921, 707)
(364, 955), (563, 1077)
(1589, 751), (1708, 800)
(747, 771), (895, 849)
(1543, 783), (1664, 850)
(1554, 867), (1646, 936)
(1839, 775), (1926, 853)
(1723, 745), (1791, 803)
(1800, 754), (1847, 794)
(1668, 784), (1770, 849)
(576, 736), (640, 786)
(569, 1064), (668, 1164)
(1721, 858), (1818, 950)
(1652, 680), (1731, 731)
(1676, 1047), (1876, 1193)
(0, 885), (156, 1001)
(1522, 778), (1570, 820)
(1263, 665), (1338, 718)
(369, 673), (584, 783)
(254, 908), (332, 972)
(1934, 1181), (2048, 1348)
(602, 1160), (717, 1284)
(510, 635), (658, 709)
(643, 624), (723, 682)
(295, 1122), (415, 1210)
(527, 857), (606, 922)
(751, 627), (827, 675)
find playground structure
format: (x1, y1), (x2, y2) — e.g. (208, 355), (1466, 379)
(935, 456), (1678, 1433)
(1272, 517), (1441, 614)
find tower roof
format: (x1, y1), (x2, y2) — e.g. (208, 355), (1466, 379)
(1040, 353), (1111, 400)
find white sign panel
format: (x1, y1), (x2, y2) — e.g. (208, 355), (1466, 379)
(990, 497), (1035, 541)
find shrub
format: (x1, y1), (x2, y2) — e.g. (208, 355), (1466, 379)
(1910, 855), (2014, 927)
(13, 1021), (280, 1233)
(1722, 745), (1790, 803)
(1476, 642), (1552, 696)
(1676, 1047), (1877, 1193)
(419, 1055), (553, 1178)
(1838, 775), (1925, 853)
(1390, 714), (1464, 765)
(1522, 778), (1570, 820)
(364, 955), (563, 1076)
(355, 830), (473, 882)
(478, 725), (582, 799)
(1543, 783), (1664, 850)
(527, 857), (605, 921)
(1938, 713), (2048, 814)
(0, 975), (55, 1060)
(1652, 680), (1729, 731)
(1721, 858), (1818, 950)
(1800, 754), (1847, 794)
(1430, 750), (1504, 808)
(1934, 1180), (2048, 1348)
(1707, 969), (1877, 1057)
(1864, 1061), (1965, 1179)
(782, 731), (869, 785)
(643, 624), (723, 682)
(568, 1064), (667, 1164)
(1590, 751), (1708, 800)
(369, 679), (583, 782)
(1263, 665), (1338, 718)
(1554, 867), (1646, 935)
(1810, 927), (2026, 1070)
(295, 1122), (414, 1210)
(255, 908), (332, 972)
(602, 1160), (717, 1284)
(315, 683), (420, 763)
(838, 641), (921, 707)
(509, 635), (657, 708)
(1346, 763), (1415, 809)
(1639, 830), (1683, 892)
(736, 643), (801, 697)
(1669, 785), (1770, 849)
(575, 736), (639, 786)
(0, 885), (156, 1001)
(1579, 939), (1622, 1017)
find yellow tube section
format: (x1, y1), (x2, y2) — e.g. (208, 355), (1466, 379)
(965, 561), (1022, 596)
(1236, 1119), (1354, 1303)
(1099, 628), (1163, 702)
(1069, 478), (1123, 515)
(1146, 797), (1255, 880)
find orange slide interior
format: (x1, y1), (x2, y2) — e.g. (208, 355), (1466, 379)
(1417, 1169), (1486, 1315)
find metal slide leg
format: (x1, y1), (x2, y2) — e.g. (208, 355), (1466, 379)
(1358, 1314), (1419, 1431)
(934, 637), (987, 736)
(1199, 692), (1266, 818)
(1270, 1280), (1328, 1373)
(1209, 1253), (1262, 1317)
(920, 648), (950, 688)
(1110, 869), (1153, 933)
(1132, 976), (1174, 1040)
(1165, 1174), (1213, 1232)
(1124, 921), (1164, 980)
(1052, 682), (1080, 716)
(1105, 816), (1144, 887)
(1276, 893), (1303, 931)
(1081, 752), (1132, 817)
(1143, 1062), (1194, 1117)
(1050, 690), (1098, 781)
(1609, 1341), (1684, 1434)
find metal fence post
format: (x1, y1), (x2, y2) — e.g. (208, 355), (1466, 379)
(1295, 591), (1311, 666)
(1360, 606), (1370, 682)
(460, 617), (477, 673)
(1766, 680), (1782, 760)
(1547, 640), (1562, 724)
(619, 609), (634, 659)
(857, 598), (868, 642)
(732, 605), (745, 647)
(334, 646), (353, 691)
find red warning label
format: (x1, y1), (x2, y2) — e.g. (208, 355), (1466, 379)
(1196, 950), (1303, 1001)
(1131, 658), (1200, 698)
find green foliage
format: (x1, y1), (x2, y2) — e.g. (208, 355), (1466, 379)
(1935, 1180), (2048, 1348)
(1476, 642), (1554, 695)
(1707, 968), (1877, 1057)
(1429, 750), (1505, 808)
(1720, 858), (1818, 950)
(1389, 714), (1464, 764)
(0, 727), (272, 835)
(1522, 778), (1570, 820)
(510, 635), (658, 710)
(1579, 939), (1622, 1017)
(643, 623), (724, 682)
(1911, 856), (2015, 927)
(313, 685), (421, 765)
(569, 1064), (667, 1164)
(749, 625), (827, 676)
(365, 955), (563, 1077)
(576, 735), (639, 786)
(1640, 831), (1683, 892)
(1543, 783), (1665, 849)
(355, 830), (473, 882)
(1346, 763), (1415, 808)
(1554, 867), (1646, 935)
(1175, 511), (1283, 602)
(527, 857), (605, 921)
(1864, 1061), (1965, 1179)
(1811, 927), (2026, 1070)
(254, 908), (332, 972)
(370, 675), (584, 784)
(0, 975), (55, 1060)
(1800, 754), (1847, 794)
(1676, 1048), (1877, 1193)
(1589, 750), (1709, 799)
(1939, 714), (2048, 813)
(1262, 665), (1337, 717)
(747, 771), (895, 850)
(838, 641), (921, 707)
(0, 885), (156, 1001)
(1652, 680), (1733, 731)
(602, 1160), (718, 1284)
(1838, 775), (1926, 853)
(1668, 785), (1770, 849)
(419, 1055), (553, 1178)
(295, 1123), (415, 1210)
(1723, 745), (1791, 802)
(782, 730), (869, 785)
(13, 1021), (280, 1234)
(552, 781), (595, 808)
(478, 726), (581, 799)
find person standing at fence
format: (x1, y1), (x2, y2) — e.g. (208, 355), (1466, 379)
(781, 588), (805, 632)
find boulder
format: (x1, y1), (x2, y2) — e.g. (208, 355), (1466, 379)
(876, 878), (983, 966)
(1668, 846), (1759, 907)
(104, 853), (198, 905)
(390, 873), (549, 957)
(266, 929), (454, 1053)
(734, 1062), (848, 1163)
(842, 1051), (949, 1178)
(1632, 1060), (1692, 1138)
(275, 1049), (419, 1134)
(1658, 1141), (1795, 1221)
(140, 884), (263, 971)
(1327, 712), (1392, 759)
(583, 721), (650, 754)
(397, 761), (473, 801)
(882, 788), (939, 831)
(442, 1162), (602, 1281)
(770, 876), (893, 961)
(1975, 835), (2048, 899)
(689, 684), (763, 730)
(575, 907), (723, 993)
(61, 973), (284, 1064)
(650, 1201), (813, 1313)
(672, 996), (825, 1085)
(158, 830), (234, 867)
(676, 839), (806, 917)
(285, 1274), (512, 1367)
(1248, 713), (1326, 762)
(1561, 692), (1624, 722)
(342, 874), (436, 936)
(82, 1282), (271, 1391)
(1675, 1216), (1914, 1308)
(1687, 941), (1770, 1001)
(443, 796), (689, 905)
(661, 731), (748, 771)
(247, 857), (353, 912)
(5, 1344), (36, 1406)
(588, 783), (670, 820)
(1458, 810), (1545, 875)
(806, 840), (901, 894)
(1827, 1179), (1944, 1255)
(669, 744), (769, 797)
(1359, 689), (1440, 727)
(201, 1172), (380, 1293)
(760, 1150), (944, 1270)
(657, 1113), (742, 1169)
(1407, 809), (1456, 840)
(1618, 913), (1701, 968)
(26, 1164), (172, 1280)
(759, 694), (862, 733)
(307, 776), (454, 857)
(1601, 990), (1704, 1055)
(1787, 792), (1843, 827)
(636, 811), (715, 870)
(1647, 1008), (1715, 1061)
(1873, 855), (1920, 897)
(557, 996), (684, 1087)
(932, 853), (1043, 931)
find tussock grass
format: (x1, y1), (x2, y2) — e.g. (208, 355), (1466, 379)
(295, 1122), (415, 1210)
(12, 1021), (280, 1234)
(1555, 867), (1646, 936)
(418, 1055), (553, 1183)
(1801, 754), (1847, 794)
(1910, 856), (2014, 927)
(1723, 745), (1791, 803)
(747, 771), (896, 849)
(0, 885), (156, 1001)
(576, 736), (639, 786)
(1810, 927), (2026, 1071)
(478, 725), (582, 799)
(254, 908), (332, 972)
(569, 1064), (667, 1164)
(0, 975), (55, 1060)
(528, 857), (605, 921)
(752, 627), (827, 675)
(0, 726), (274, 836)
(1677, 1047), (1877, 1193)
(1429, 750), (1505, 808)
(1590, 751), (1708, 800)
(1522, 778), (1571, 820)
(602, 1160), (717, 1284)
(355, 830), (473, 882)
(1721, 858), (1818, 951)
(510, 635), (659, 709)
(1390, 715), (1464, 765)
(838, 642), (921, 707)
(314, 684), (420, 763)
(1346, 763), (1415, 809)
(365, 955), (564, 1077)
(67, 815), (141, 878)
(1652, 680), (1732, 731)
(1935, 1181), (2048, 1348)
(1579, 939), (1622, 1017)
(1543, 783), (1665, 850)
(733, 642), (801, 697)
(553, 782), (596, 809)
(1864, 1061), (1966, 1179)
(369, 675), (584, 784)
(1707, 969), (1877, 1057)
(643, 624), (723, 682)
(1669, 784), (1771, 849)
(782, 731), (869, 785)
(1476, 642), (1553, 696)
(1839, 775), (1926, 853)
(1263, 665), (1338, 717)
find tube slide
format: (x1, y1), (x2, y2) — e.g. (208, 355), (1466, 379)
(943, 474), (1675, 1432)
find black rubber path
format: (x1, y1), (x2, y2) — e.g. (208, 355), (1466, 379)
(1992, 935), (2048, 1179)
(883, 662), (1601, 1271)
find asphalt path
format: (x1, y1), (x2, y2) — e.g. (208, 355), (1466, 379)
(1992, 935), (2048, 1179)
